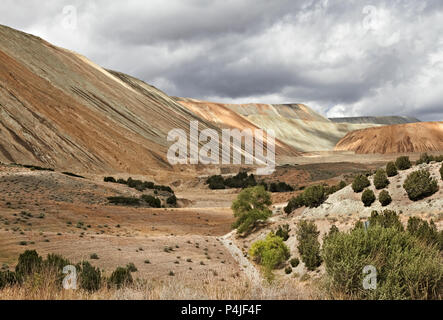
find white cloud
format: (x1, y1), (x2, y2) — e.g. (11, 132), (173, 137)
(0, 0), (442, 120)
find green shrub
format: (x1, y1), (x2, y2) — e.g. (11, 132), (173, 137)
(407, 217), (441, 250)
(0, 271), (18, 289)
(403, 169), (439, 201)
(269, 182), (294, 193)
(352, 175), (370, 193)
(225, 172), (256, 189)
(296, 221), (322, 271)
(15, 250), (42, 281)
(207, 172), (258, 190)
(440, 163), (443, 180)
(303, 185), (327, 208)
(77, 261), (102, 292)
(90, 253), (99, 260)
(378, 190), (392, 206)
(416, 153), (434, 165)
(328, 225), (340, 237)
(108, 267), (133, 289)
(249, 232), (290, 280)
(290, 258), (300, 268)
(321, 225), (443, 299)
(361, 189), (376, 207)
(140, 195), (161, 208)
(206, 175), (225, 190)
(126, 263), (138, 273)
(106, 177), (174, 194)
(107, 196), (140, 206)
(44, 253), (72, 285)
(395, 156), (412, 170)
(166, 195), (177, 206)
(285, 266), (292, 274)
(232, 186), (272, 235)
(326, 181), (347, 196)
(275, 224), (290, 241)
(373, 169), (389, 190)
(368, 210), (403, 231)
(386, 162), (398, 177)
(284, 194), (304, 214)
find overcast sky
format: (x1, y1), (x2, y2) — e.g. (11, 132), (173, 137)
(1, 0), (443, 120)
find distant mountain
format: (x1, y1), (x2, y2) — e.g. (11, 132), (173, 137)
(329, 116), (421, 125)
(176, 99), (380, 152)
(335, 122), (443, 154)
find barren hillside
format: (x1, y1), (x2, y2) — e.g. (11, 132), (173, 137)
(174, 98), (300, 156)
(1, 25), (294, 175)
(335, 122), (443, 154)
(329, 116), (420, 125)
(176, 98), (380, 152)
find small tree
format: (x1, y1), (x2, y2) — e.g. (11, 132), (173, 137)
(378, 190), (392, 206)
(352, 175), (370, 193)
(231, 186), (272, 235)
(296, 221), (322, 271)
(303, 185), (327, 208)
(395, 156), (412, 170)
(373, 169), (389, 189)
(249, 232), (290, 280)
(284, 194), (304, 214)
(386, 162), (398, 177)
(361, 189), (376, 207)
(275, 224), (290, 241)
(403, 169), (439, 201)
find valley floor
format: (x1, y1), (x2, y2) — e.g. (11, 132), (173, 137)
(1, 151), (442, 300)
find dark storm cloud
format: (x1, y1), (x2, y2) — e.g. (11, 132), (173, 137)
(1, 0), (442, 120)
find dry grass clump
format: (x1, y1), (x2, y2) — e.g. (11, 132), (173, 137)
(0, 270), (324, 300)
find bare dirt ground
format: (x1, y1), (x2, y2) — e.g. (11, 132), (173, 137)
(0, 164), (243, 289)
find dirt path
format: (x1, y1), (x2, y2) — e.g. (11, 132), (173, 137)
(218, 231), (263, 289)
